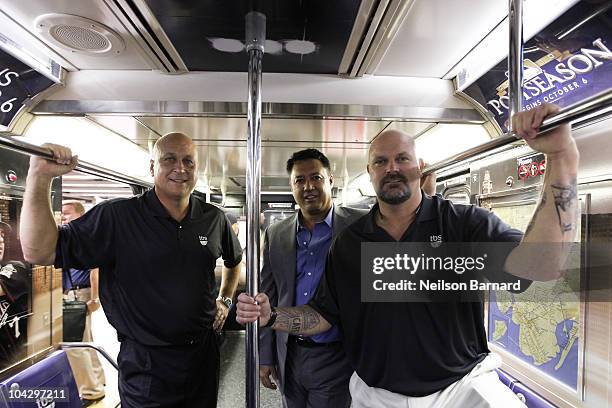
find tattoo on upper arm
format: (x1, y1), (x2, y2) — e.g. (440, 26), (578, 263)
(552, 179), (577, 234)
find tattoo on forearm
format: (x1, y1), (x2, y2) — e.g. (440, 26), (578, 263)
(525, 177), (578, 238)
(552, 179), (577, 234)
(274, 306), (323, 335)
(525, 191), (547, 235)
(289, 317), (301, 333)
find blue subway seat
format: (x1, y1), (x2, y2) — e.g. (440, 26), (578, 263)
(496, 368), (517, 389)
(0, 350), (81, 407)
(511, 382), (557, 408)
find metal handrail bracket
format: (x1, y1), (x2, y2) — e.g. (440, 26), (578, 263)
(59, 342), (118, 371)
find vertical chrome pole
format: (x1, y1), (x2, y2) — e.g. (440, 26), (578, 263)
(245, 11), (265, 408)
(508, 0), (524, 132)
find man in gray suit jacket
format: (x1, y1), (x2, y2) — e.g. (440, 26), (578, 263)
(259, 149), (366, 408)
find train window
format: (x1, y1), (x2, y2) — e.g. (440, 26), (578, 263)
(415, 124), (490, 164)
(443, 188), (470, 205)
(262, 209), (295, 230)
(345, 173), (376, 199)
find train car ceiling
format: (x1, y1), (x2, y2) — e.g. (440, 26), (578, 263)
(390, 0), (581, 81)
(0, 0), (603, 202)
(142, 0), (360, 74)
(0, 0), (581, 81)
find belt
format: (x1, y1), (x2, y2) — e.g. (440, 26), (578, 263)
(118, 330), (213, 347)
(289, 335), (340, 348)
(63, 286), (91, 295)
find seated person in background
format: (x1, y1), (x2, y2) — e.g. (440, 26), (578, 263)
(0, 216), (30, 370)
(61, 200), (106, 407)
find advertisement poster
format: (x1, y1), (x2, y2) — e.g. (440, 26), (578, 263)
(0, 198), (32, 371)
(464, 1), (612, 132)
(0, 43), (56, 129)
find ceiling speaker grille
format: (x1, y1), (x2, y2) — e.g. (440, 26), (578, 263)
(50, 25), (110, 51)
(35, 13), (125, 56)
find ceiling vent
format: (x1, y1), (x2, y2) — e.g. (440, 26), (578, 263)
(338, 0), (415, 77)
(34, 14), (125, 56)
(103, 0), (187, 73)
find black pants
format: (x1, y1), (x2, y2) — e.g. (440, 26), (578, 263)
(118, 332), (220, 408)
(283, 340), (352, 408)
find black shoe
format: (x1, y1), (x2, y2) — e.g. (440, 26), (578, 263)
(81, 396), (104, 407)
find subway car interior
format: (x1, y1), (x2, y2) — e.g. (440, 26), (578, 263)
(0, 0), (611, 407)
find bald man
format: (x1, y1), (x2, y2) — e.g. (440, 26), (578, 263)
(238, 105), (579, 407)
(20, 133), (243, 407)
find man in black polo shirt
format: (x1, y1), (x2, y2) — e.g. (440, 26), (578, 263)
(20, 132), (242, 407)
(237, 104), (579, 407)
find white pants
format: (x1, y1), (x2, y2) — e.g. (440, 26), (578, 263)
(350, 354), (526, 408)
(64, 288), (106, 400)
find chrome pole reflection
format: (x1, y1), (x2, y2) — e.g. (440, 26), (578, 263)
(508, 0), (524, 131)
(245, 11), (265, 408)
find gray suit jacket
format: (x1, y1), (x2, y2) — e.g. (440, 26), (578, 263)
(259, 206), (367, 389)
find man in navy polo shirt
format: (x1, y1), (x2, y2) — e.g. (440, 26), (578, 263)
(20, 132), (242, 407)
(238, 104), (579, 407)
(60, 200), (106, 406)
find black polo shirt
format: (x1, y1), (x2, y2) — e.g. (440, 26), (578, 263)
(55, 189), (242, 346)
(0, 261), (30, 366)
(309, 194), (531, 397)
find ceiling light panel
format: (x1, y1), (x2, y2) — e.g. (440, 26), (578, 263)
(16, 116), (152, 181)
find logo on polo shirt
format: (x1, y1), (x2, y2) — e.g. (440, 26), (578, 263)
(0, 264), (17, 279)
(199, 235), (208, 246)
(430, 235), (442, 248)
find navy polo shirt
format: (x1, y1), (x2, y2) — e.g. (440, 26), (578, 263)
(309, 194), (531, 397)
(55, 189), (242, 346)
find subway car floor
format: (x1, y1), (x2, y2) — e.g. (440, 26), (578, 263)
(217, 331), (283, 408)
(89, 307), (283, 407)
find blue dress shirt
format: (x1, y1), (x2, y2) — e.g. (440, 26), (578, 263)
(295, 207), (341, 343)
